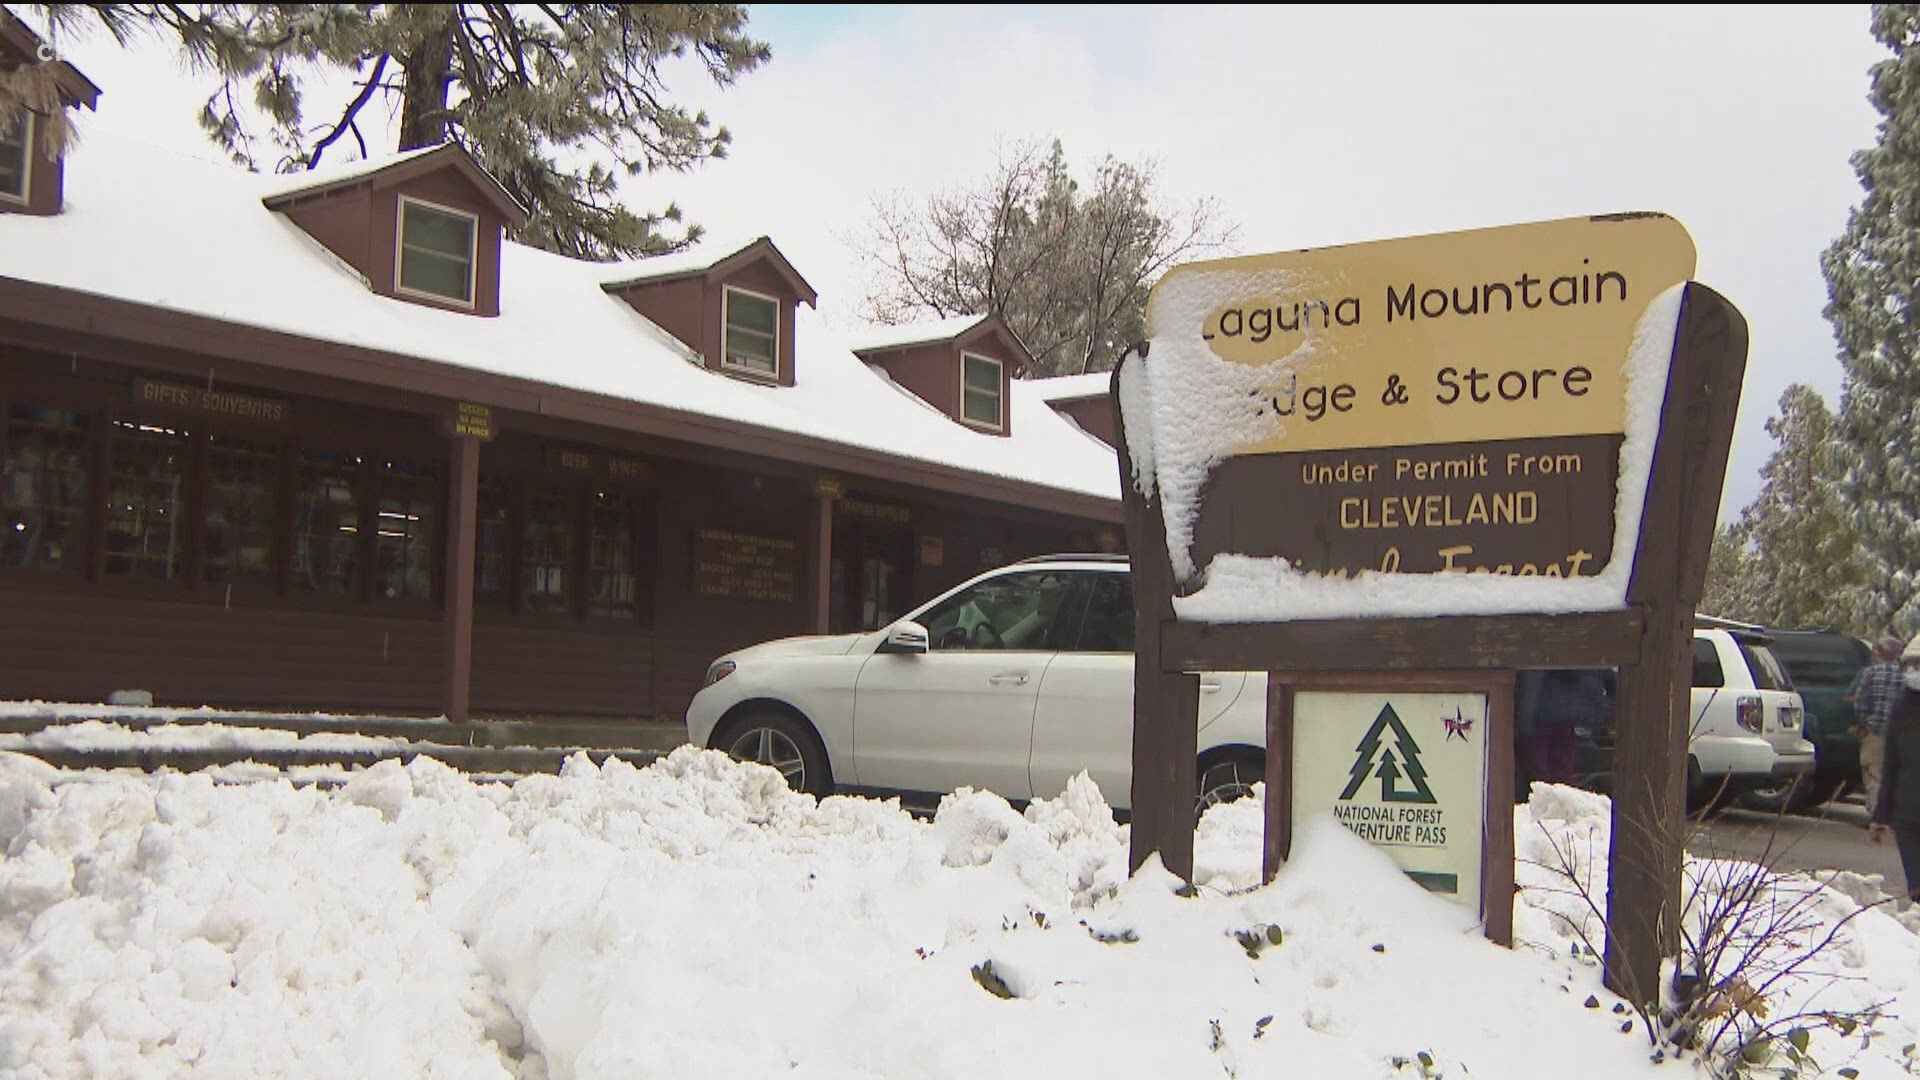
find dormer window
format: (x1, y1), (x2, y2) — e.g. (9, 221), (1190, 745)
(0, 111), (29, 205)
(961, 352), (1004, 430)
(396, 196), (478, 307)
(723, 285), (780, 378)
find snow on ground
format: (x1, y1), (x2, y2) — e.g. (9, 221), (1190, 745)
(2, 750), (1915, 1079)
(0, 720), (405, 753)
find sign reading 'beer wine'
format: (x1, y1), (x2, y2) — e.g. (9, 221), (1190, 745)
(1179, 214), (1696, 579)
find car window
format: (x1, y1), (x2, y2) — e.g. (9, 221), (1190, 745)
(1693, 638), (1725, 688)
(1073, 573), (1135, 652)
(1765, 634), (1869, 686)
(920, 570), (1080, 652)
(1739, 642), (1792, 691)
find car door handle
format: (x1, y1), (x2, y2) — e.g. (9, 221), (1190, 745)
(1200, 680), (1223, 693)
(988, 671), (1029, 686)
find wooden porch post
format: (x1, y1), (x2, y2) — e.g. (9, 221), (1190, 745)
(809, 474), (842, 634)
(442, 432), (480, 722)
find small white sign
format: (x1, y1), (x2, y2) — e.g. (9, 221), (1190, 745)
(1291, 691), (1488, 914)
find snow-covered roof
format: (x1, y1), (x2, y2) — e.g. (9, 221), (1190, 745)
(0, 133), (1120, 506)
(257, 144), (445, 199)
(1026, 371), (1113, 402)
(596, 241), (734, 286)
(844, 314), (991, 354)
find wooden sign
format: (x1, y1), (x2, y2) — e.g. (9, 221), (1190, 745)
(839, 498), (911, 525)
(920, 536), (944, 567)
(693, 528), (799, 603)
(452, 402), (495, 439)
(134, 378), (287, 424)
(814, 474), (844, 498)
(1114, 213), (1748, 1005)
(1175, 214), (1695, 587)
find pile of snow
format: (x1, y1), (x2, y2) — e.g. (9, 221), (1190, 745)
(2, 751), (1914, 1078)
(0, 720), (405, 753)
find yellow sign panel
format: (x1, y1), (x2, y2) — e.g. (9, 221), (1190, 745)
(1149, 214), (1696, 455)
(454, 402), (494, 440)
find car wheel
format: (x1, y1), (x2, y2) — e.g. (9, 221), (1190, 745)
(1737, 773), (1810, 816)
(716, 711), (832, 797)
(1197, 753), (1265, 814)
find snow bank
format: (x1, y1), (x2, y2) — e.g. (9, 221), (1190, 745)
(3, 753), (1914, 1079)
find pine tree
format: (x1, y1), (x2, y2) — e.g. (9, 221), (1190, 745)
(859, 137), (1234, 377)
(1735, 385), (1870, 631)
(1701, 523), (1762, 624)
(1825, 4), (1920, 634)
(29, 4), (769, 260)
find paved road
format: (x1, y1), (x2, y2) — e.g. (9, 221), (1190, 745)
(1691, 795), (1907, 889)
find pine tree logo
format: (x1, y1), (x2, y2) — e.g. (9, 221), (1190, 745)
(1338, 703), (1438, 804)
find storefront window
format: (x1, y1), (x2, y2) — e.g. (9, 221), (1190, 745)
(106, 418), (191, 580)
(292, 448), (362, 595)
(588, 490), (638, 618)
(3, 404), (87, 571)
(475, 476), (509, 606)
(204, 434), (277, 588)
(523, 488), (573, 614)
(376, 459), (439, 602)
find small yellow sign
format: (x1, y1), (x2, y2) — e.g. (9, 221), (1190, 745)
(814, 474), (844, 498)
(454, 402), (494, 440)
(1149, 214), (1697, 455)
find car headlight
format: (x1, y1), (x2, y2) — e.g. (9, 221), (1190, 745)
(703, 659), (737, 689)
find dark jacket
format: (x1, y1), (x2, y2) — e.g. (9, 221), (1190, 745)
(1873, 687), (1920, 827)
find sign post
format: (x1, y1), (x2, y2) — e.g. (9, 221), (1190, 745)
(1114, 213), (1745, 1003)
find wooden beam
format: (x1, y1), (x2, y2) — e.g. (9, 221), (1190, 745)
(1603, 283), (1748, 1006)
(1161, 609), (1646, 673)
(441, 434), (481, 723)
(1113, 353), (1200, 880)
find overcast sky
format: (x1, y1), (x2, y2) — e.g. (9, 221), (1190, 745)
(34, 4), (1889, 521)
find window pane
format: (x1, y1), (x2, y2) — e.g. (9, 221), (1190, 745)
(1074, 574), (1135, 651)
(376, 459), (439, 602)
(964, 386), (1002, 426)
(106, 418), (191, 581)
(400, 249), (472, 303)
(292, 448), (362, 595)
(3, 404), (87, 571)
(588, 490), (638, 618)
(475, 476), (509, 606)
(922, 571), (1076, 651)
(727, 291), (778, 335)
(400, 203), (475, 302)
(1692, 638), (1724, 689)
(963, 355), (1000, 392)
(205, 434), (278, 588)
(403, 203), (474, 259)
(523, 489), (574, 614)
(0, 112), (25, 200)
(724, 292), (778, 374)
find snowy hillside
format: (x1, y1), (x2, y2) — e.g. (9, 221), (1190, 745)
(1, 748), (1915, 1078)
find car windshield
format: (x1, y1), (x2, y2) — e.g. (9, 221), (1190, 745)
(1739, 641), (1793, 691)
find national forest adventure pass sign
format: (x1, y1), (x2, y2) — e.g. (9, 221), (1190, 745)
(1171, 214), (1696, 580)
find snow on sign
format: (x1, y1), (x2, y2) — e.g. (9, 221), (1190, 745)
(1125, 212), (1698, 620)
(1292, 692), (1488, 914)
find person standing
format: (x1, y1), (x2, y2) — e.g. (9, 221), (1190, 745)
(1848, 636), (1906, 811)
(1867, 652), (1920, 900)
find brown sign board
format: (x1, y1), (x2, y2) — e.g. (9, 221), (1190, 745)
(1115, 214), (1749, 1008)
(693, 528), (799, 603)
(134, 378), (287, 424)
(1192, 434), (1620, 578)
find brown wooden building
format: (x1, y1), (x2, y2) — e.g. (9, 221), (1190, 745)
(0, 30), (1121, 721)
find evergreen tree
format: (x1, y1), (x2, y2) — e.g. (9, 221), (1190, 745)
(1825, 4), (1920, 634)
(1701, 522), (1762, 624)
(28, 3), (769, 260)
(1736, 385), (1870, 631)
(859, 138), (1234, 377)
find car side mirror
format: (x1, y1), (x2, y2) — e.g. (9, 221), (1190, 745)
(878, 620), (930, 655)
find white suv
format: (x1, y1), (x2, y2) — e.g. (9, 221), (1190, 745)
(686, 556), (1269, 811)
(1686, 626), (1816, 804)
